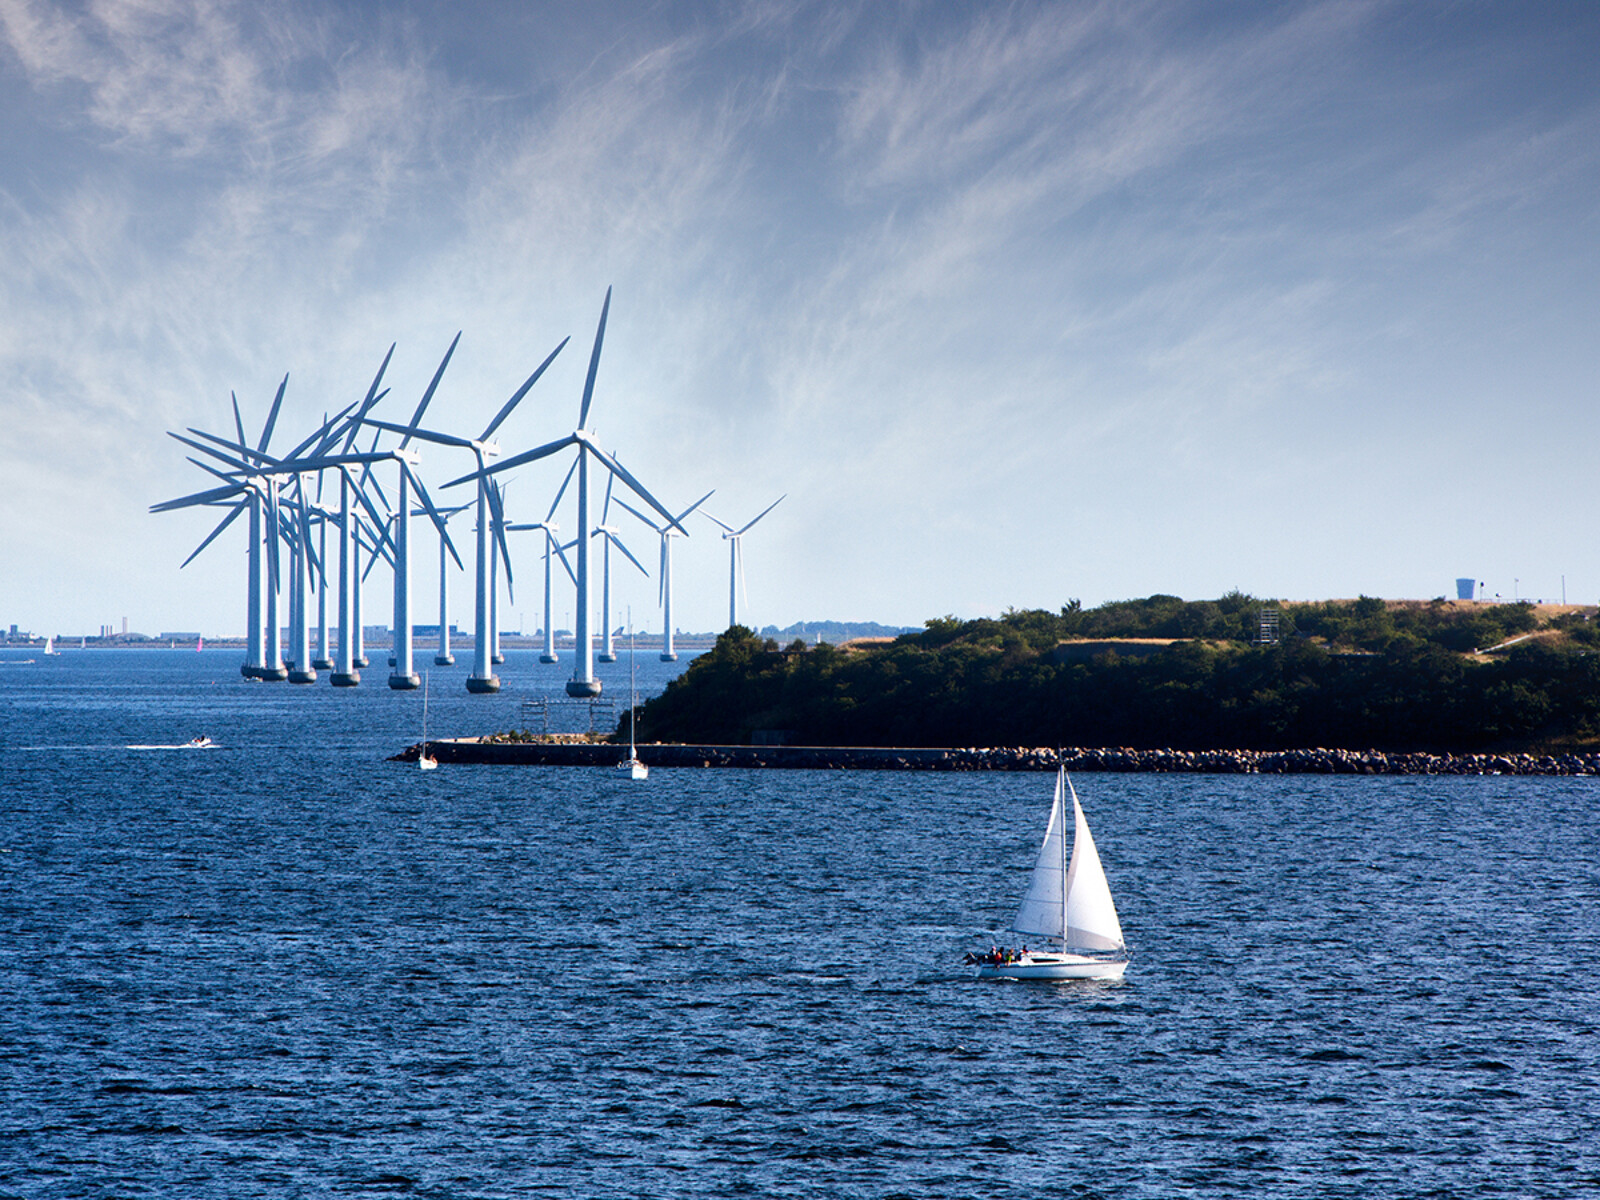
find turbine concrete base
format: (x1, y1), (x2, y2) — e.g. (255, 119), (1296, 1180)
(659, 652), (678, 662)
(566, 678), (603, 698)
(354, 656), (370, 668)
(599, 653), (617, 664)
(434, 654), (455, 666)
(288, 669), (318, 684)
(260, 665), (288, 681)
(389, 672), (421, 691)
(540, 654), (559, 664)
(312, 658), (335, 670)
(331, 671), (361, 687)
(492, 652), (506, 665)
(466, 674), (500, 694)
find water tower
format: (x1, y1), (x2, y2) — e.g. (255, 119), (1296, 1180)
(1456, 578), (1476, 601)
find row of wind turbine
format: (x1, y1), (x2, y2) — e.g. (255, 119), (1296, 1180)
(154, 288), (787, 697)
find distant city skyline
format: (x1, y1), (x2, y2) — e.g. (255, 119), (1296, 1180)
(2, 3), (1597, 635)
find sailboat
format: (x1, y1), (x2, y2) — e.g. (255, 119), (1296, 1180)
(617, 625), (647, 780)
(418, 672), (438, 771)
(972, 768), (1127, 980)
(42, 636), (57, 656)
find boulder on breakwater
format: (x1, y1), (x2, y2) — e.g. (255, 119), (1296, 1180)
(391, 740), (1600, 775)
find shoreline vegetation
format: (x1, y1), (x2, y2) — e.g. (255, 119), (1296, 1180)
(613, 594), (1600, 758)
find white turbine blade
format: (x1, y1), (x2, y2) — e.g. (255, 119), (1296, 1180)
(674, 489), (715, 525)
(185, 455), (243, 486)
(406, 466), (465, 572)
(256, 374), (287, 455)
(488, 480), (515, 596)
(447, 433), (577, 488)
(356, 459), (394, 518)
(352, 480), (396, 563)
(600, 470), (616, 524)
(480, 335), (570, 442)
(657, 537), (667, 606)
(271, 449), (397, 475)
(611, 494), (663, 534)
(610, 531), (648, 577)
(552, 533), (578, 586)
(179, 500), (246, 567)
(151, 480), (249, 513)
(736, 494), (786, 537)
(543, 455), (578, 523)
(341, 343), (395, 452)
(578, 286), (611, 432)
(400, 332), (461, 449)
(280, 402), (359, 463)
(362, 417), (476, 451)
(701, 510), (735, 535)
(172, 429), (258, 472)
(582, 439), (688, 534)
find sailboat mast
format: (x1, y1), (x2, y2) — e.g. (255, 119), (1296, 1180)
(1058, 768), (1068, 949)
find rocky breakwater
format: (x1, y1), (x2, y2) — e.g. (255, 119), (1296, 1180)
(394, 740), (1600, 775)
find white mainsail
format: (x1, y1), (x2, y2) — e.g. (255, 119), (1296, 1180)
(1011, 769), (1124, 952)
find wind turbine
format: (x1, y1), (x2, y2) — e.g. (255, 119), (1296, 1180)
(704, 495), (786, 630)
(614, 488), (713, 661)
(280, 479), (320, 683)
(507, 501), (578, 668)
(593, 474), (650, 664)
(155, 381), (362, 681)
(202, 378), (287, 679)
(446, 288), (689, 698)
(364, 336), (568, 694)
(419, 502), (471, 665)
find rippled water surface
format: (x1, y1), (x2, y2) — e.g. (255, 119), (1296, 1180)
(3, 650), (1598, 1197)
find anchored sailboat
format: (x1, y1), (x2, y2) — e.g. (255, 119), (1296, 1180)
(971, 768), (1127, 981)
(617, 625), (647, 780)
(418, 672), (438, 771)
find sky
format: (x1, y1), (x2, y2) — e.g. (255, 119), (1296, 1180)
(2, 0), (1598, 639)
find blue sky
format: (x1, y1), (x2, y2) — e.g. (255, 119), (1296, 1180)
(2, 1), (1597, 637)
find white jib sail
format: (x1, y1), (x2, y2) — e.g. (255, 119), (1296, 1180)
(1062, 775), (1124, 951)
(1011, 770), (1124, 951)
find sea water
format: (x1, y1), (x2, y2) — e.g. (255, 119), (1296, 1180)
(1, 650), (1597, 1198)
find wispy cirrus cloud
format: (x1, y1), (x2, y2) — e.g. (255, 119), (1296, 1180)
(1, 1), (1598, 632)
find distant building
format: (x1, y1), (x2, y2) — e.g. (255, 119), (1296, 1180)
(1456, 578), (1477, 601)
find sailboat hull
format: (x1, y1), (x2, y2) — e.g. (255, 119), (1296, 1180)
(976, 953), (1127, 981)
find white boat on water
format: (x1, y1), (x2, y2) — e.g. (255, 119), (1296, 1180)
(42, 636), (57, 656)
(617, 625), (648, 780)
(971, 767), (1128, 981)
(418, 672), (438, 771)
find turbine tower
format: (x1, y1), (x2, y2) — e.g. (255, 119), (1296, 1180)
(420, 503), (470, 666)
(704, 495), (785, 630)
(506, 516), (576, 666)
(614, 489), (713, 661)
(592, 475), (648, 664)
(364, 336), (567, 694)
(154, 382), (360, 681)
(449, 288), (688, 698)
